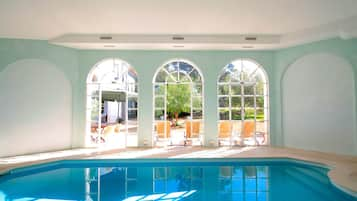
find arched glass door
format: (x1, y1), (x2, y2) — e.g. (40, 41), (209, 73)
(217, 59), (269, 146)
(153, 59), (204, 146)
(86, 58), (138, 147)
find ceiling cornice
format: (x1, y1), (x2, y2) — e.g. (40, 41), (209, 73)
(48, 15), (357, 50)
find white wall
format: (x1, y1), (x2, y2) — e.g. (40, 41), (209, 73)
(282, 53), (356, 155)
(0, 59), (72, 157)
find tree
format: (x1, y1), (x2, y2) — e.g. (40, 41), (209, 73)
(166, 84), (191, 125)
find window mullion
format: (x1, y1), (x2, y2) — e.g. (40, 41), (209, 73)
(254, 83), (257, 145)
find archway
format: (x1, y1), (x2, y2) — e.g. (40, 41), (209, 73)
(153, 59), (204, 146)
(217, 59), (269, 146)
(86, 58), (138, 147)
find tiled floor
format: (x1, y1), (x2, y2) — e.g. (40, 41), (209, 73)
(0, 146), (356, 196)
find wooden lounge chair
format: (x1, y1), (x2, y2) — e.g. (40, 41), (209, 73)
(218, 121), (233, 146)
(156, 121), (171, 143)
(241, 121), (265, 145)
(184, 121), (201, 145)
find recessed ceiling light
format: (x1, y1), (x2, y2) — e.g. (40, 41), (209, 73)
(100, 36), (113, 40)
(245, 36), (257, 41)
(172, 36), (185, 40)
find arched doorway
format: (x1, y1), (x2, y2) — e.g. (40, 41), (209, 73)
(217, 59), (269, 146)
(86, 58), (138, 147)
(153, 59), (204, 146)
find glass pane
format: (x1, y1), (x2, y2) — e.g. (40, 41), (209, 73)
(166, 73), (177, 83)
(128, 97), (138, 109)
(193, 84), (202, 95)
(232, 121), (242, 134)
(127, 83), (138, 93)
(89, 97), (99, 118)
(244, 85), (255, 95)
(155, 70), (168, 83)
(256, 108), (264, 120)
(256, 121), (267, 145)
(154, 85), (165, 95)
(179, 72), (190, 82)
(155, 110), (165, 120)
(232, 97), (241, 108)
(244, 97), (255, 107)
(253, 70), (266, 83)
(256, 82), (265, 95)
(218, 85), (229, 95)
(128, 110), (137, 120)
(127, 119), (138, 134)
(244, 108), (255, 120)
(190, 69), (201, 82)
(155, 97), (164, 108)
(231, 70), (241, 83)
(128, 68), (138, 82)
(219, 71), (230, 82)
(226, 63), (236, 72)
(256, 120), (267, 133)
(242, 60), (258, 79)
(165, 62), (179, 73)
(87, 95), (99, 109)
(87, 84), (100, 96)
(192, 97), (202, 108)
(89, 74), (99, 83)
(231, 85), (241, 95)
(193, 110), (203, 119)
(179, 62), (193, 73)
(232, 109), (241, 120)
(219, 97), (229, 107)
(256, 96), (264, 108)
(219, 109), (229, 120)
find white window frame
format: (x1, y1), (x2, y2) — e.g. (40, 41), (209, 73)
(217, 59), (269, 146)
(152, 59), (204, 146)
(86, 58), (139, 147)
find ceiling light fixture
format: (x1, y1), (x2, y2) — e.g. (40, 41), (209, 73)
(172, 36), (185, 40)
(100, 36), (113, 40)
(245, 36), (257, 41)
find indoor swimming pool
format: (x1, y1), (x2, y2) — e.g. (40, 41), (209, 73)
(0, 159), (355, 201)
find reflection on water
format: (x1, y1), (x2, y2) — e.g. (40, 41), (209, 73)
(0, 164), (353, 201)
(82, 165), (269, 201)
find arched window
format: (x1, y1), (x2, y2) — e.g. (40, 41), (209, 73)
(86, 58), (138, 147)
(153, 59), (204, 146)
(217, 59), (269, 146)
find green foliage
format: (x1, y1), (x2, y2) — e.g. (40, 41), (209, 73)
(166, 84), (191, 118)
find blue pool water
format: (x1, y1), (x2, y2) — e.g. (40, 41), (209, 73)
(0, 159), (355, 201)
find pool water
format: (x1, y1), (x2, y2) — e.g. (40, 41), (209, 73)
(0, 159), (355, 201)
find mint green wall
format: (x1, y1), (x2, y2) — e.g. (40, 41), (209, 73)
(274, 38), (357, 155)
(0, 38), (356, 155)
(0, 39), (79, 156)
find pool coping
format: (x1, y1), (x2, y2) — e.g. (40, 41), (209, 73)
(0, 146), (356, 197)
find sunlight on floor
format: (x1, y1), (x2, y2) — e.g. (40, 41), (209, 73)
(92, 147), (177, 159)
(0, 146), (259, 165)
(169, 146), (257, 158)
(0, 147), (115, 165)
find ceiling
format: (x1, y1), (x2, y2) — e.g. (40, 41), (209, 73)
(0, 0), (357, 50)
